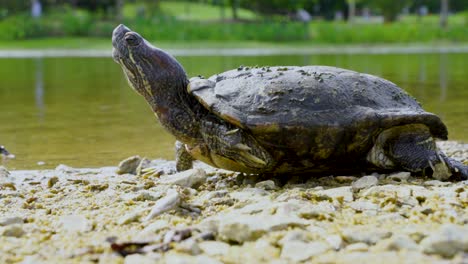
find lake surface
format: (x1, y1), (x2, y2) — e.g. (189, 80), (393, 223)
(1, 53), (467, 170)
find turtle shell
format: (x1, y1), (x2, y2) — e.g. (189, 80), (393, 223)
(189, 66), (447, 171)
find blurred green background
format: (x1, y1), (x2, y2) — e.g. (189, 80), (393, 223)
(0, 0), (467, 169)
(0, 0), (467, 45)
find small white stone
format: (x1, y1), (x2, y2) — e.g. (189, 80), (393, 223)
(199, 241), (230, 256)
(352, 175), (379, 192)
(255, 180), (278, 190)
(420, 224), (468, 258)
(342, 227), (392, 245)
(118, 210), (144, 225)
(59, 215), (92, 232)
(345, 242), (369, 252)
(315, 186), (354, 202)
(174, 238), (201, 255)
(325, 234), (344, 250)
(349, 200), (379, 212)
(144, 189), (180, 221)
(0, 216), (23, 226)
(117, 156), (141, 175)
(124, 254), (158, 264)
(1, 224), (25, 237)
(159, 169), (207, 188)
(280, 240), (330, 262)
(387, 171), (411, 182)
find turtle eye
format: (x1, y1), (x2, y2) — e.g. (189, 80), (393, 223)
(124, 33), (140, 46)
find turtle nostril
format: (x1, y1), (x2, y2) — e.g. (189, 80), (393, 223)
(124, 33), (140, 46)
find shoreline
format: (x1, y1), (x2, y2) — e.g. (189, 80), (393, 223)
(1, 43), (468, 58)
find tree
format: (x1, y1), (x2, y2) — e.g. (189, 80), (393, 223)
(367, 0), (410, 23)
(440, 0), (449, 28)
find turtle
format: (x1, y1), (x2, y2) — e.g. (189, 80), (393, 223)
(111, 24), (467, 181)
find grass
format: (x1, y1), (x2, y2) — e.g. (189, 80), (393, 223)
(0, 1), (466, 45)
(123, 2), (256, 21)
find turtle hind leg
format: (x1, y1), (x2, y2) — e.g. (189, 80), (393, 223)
(367, 124), (464, 181)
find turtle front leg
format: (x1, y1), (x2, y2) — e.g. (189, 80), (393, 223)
(175, 140), (194, 171)
(367, 124), (467, 181)
(199, 118), (274, 173)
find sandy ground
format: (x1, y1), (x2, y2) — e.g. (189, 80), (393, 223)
(0, 141), (467, 264)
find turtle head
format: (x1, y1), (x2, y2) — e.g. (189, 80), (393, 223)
(112, 24), (187, 101)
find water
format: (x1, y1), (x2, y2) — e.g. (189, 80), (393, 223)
(1, 53), (467, 170)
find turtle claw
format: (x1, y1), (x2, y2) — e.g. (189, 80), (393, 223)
(239, 150), (267, 167)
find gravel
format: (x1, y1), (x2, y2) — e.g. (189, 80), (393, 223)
(0, 141), (467, 263)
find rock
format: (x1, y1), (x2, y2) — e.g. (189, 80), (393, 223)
(298, 202), (336, 220)
(145, 189), (180, 221)
(198, 241), (230, 256)
(344, 242), (369, 252)
(325, 234), (344, 250)
(1, 225), (25, 237)
(278, 230), (311, 245)
(280, 240), (330, 262)
(361, 185), (411, 199)
(255, 180), (278, 190)
(386, 172), (411, 182)
(0, 216), (23, 226)
(174, 238), (202, 255)
(218, 214), (307, 243)
(163, 252), (223, 264)
(315, 186), (354, 203)
(117, 156), (141, 175)
(118, 210), (144, 225)
(382, 235), (419, 251)
(420, 224), (468, 258)
(59, 215), (92, 232)
(124, 254), (160, 264)
(342, 227), (392, 245)
(352, 175), (379, 192)
(349, 200), (379, 212)
(424, 180), (452, 187)
(159, 169), (207, 188)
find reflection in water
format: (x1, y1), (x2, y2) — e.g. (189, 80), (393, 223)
(35, 58), (45, 121)
(0, 54), (466, 169)
(439, 53), (448, 102)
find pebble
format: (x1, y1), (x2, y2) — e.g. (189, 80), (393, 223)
(352, 175), (379, 192)
(124, 254), (159, 264)
(117, 210), (144, 225)
(316, 186), (354, 202)
(386, 171), (411, 182)
(144, 189), (180, 221)
(0, 216), (23, 226)
(198, 241), (230, 256)
(325, 234), (344, 250)
(1, 225), (25, 237)
(117, 155), (141, 175)
(218, 214), (307, 243)
(420, 224), (468, 258)
(255, 180), (278, 190)
(59, 215), (92, 232)
(344, 242), (369, 252)
(280, 240), (330, 262)
(159, 169), (207, 188)
(342, 227), (392, 245)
